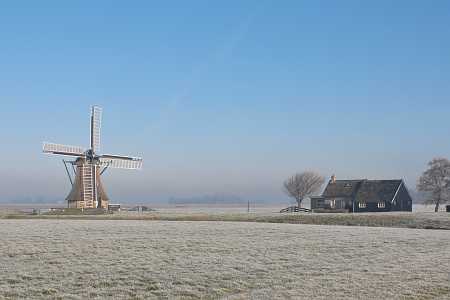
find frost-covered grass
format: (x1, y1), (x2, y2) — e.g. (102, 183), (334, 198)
(2, 203), (449, 231)
(0, 220), (449, 299)
(3, 210), (450, 230)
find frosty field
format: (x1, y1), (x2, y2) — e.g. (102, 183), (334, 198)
(0, 220), (449, 300)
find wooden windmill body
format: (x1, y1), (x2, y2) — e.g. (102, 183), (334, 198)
(43, 106), (143, 208)
(65, 157), (109, 208)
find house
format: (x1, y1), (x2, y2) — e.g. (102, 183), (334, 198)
(311, 175), (413, 212)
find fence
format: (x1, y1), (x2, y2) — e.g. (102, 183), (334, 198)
(279, 206), (311, 213)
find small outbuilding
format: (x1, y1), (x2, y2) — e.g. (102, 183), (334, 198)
(311, 176), (413, 213)
(108, 204), (121, 212)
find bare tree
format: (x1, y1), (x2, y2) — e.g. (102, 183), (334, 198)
(417, 158), (450, 212)
(283, 171), (324, 208)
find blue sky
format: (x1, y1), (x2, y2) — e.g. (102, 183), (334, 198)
(1, 1), (449, 203)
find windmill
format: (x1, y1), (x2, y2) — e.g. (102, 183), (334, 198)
(43, 106), (143, 209)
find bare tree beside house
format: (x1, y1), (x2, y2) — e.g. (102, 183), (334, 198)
(417, 158), (450, 212)
(283, 171), (324, 208)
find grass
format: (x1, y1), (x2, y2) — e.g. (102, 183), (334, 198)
(1, 210), (450, 230)
(0, 219), (449, 299)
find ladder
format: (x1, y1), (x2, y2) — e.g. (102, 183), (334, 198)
(82, 164), (95, 208)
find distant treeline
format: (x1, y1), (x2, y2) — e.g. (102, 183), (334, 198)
(168, 194), (246, 205)
(2, 196), (63, 204)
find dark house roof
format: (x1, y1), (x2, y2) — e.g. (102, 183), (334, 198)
(323, 179), (404, 203)
(354, 180), (403, 203)
(322, 180), (364, 198)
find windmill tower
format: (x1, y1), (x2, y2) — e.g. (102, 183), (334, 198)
(43, 106), (143, 209)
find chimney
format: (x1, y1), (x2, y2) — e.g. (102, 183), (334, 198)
(331, 174), (336, 184)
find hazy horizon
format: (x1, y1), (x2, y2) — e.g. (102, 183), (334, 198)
(1, 1), (449, 204)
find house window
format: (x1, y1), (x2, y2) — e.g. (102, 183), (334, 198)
(358, 202), (366, 209)
(378, 202), (385, 208)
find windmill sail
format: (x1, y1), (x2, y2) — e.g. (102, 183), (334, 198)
(90, 106), (102, 154)
(100, 154), (143, 169)
(43, 142), (85, 156)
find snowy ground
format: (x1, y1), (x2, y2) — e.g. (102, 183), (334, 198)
(0, 220), (449, 299)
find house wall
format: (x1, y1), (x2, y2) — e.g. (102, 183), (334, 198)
(391, 184), (413, 212)
(312, 197), (353, 211)
(354, 201), (390, 213)
(311, 197), (325, 209)
(343, 198), (354, 211)
(353, 183), (412, 213)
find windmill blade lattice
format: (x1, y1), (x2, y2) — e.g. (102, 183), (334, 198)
(90, 106), (102, 154)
